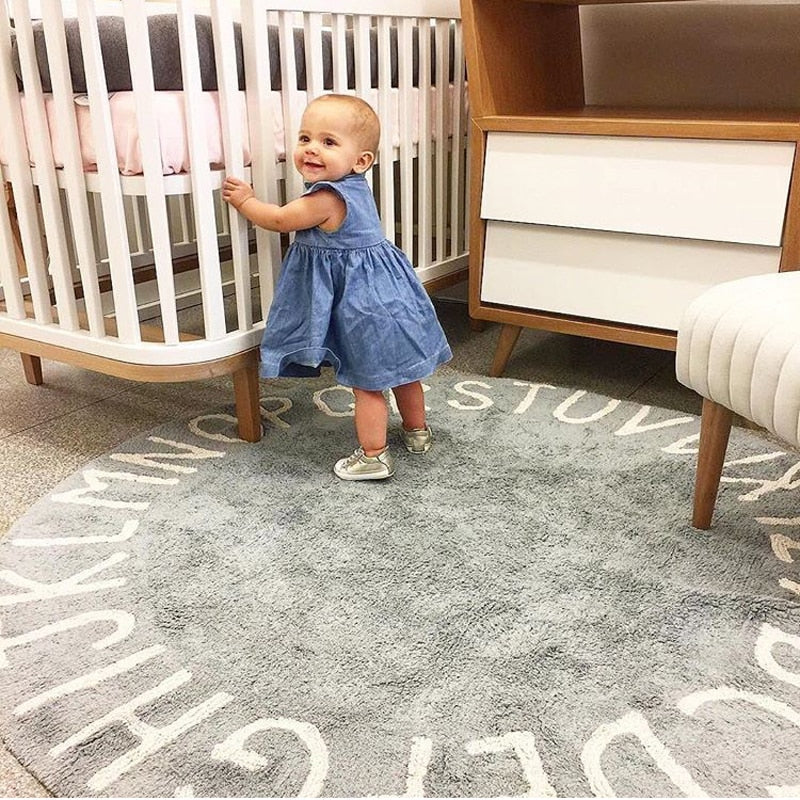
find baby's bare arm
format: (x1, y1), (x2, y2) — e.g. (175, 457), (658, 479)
(222, 177), (343, 233)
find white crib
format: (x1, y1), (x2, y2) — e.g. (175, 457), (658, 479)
(0, 0), (469, 441)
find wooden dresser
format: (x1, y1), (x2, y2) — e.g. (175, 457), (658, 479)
(461, 0), (800, 375)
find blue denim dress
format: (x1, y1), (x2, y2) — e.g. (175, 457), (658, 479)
(259, 173), (452, 391)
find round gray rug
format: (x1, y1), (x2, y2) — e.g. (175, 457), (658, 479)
(1, 370), (799, 797)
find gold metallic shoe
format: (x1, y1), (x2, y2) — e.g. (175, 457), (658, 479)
(401, 425), (432, 453)
(333, 447), (395, 480)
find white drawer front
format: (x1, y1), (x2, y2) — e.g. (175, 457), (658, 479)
(481, 221), (781, 330)
(481, 132), (794, 246)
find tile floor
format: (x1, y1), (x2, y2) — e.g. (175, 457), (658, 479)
(0, 296), (700, 797)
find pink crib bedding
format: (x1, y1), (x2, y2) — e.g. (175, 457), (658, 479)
(2, 87), (459, 177)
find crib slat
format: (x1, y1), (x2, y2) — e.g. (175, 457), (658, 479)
(278, 10), (305, 203)
(121, 0), (181, 345)
(211, 0), (252, 332)
(397, 17), (415, 261)
(41, 2), (105, 337)
(0, 9), (49, 321)
(352, 15), (373, 192)
(449, 20), (466, 257)
(330, 14), (348, 93)
(304, 13), (324, 100)
(176, 0), (226, 340)
(375, 16), (394, 241)
(433, 18), (448, 264)
(12, 3), (79, 331)
(352, 16), (372, 100)
(76, 0), (141, 343)
(241, 0), (279, 313)
(417, 18), (433, 273)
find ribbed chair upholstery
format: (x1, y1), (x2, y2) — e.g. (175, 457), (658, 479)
(675, 271), (800, 529)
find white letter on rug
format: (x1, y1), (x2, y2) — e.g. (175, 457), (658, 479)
(15, 644), (166, 715)
(0, 552), (127, 606)
(614, 406), (694, 437)
(756, 623), (800, 690)
(779, 578), (800, 596)
(679, 687), (800, 734)
(661, 433), (699, 455)
(12, 519), (139, 548)
(512, 382), (557, 415)
(188, 414), (244, 443)
(50, 670), (233, 792)
(767, 533), (800, 563)
(110, 437), (224, 474)
(405, 735), (432, 796)
(466, 731), (556, 797)
(760, 518), (800, 530)
(766, 785), (800, 798)
(211, 717), (329, 797)
(448, 381), (493, 410)
(51, 469), (178, 509)
(581, 710), (707, 797)
(313, 386), (355, 417)
(0, 609), (134, 668)
(553, 391), (620, 425)
(260, 396), (293, 428)
(720, 454), (799, 502)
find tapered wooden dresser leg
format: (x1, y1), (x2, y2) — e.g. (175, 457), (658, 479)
(693, 397), (733, 530)
(489, 324), (522, 377)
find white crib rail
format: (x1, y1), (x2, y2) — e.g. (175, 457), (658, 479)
(0, 0), (264, 365)
(245, 0), (468, 283)
(0, 0), (467, 372)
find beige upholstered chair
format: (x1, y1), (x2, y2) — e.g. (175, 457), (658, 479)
(675, 271), (800, 529)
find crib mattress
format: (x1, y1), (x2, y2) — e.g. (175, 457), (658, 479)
(2, 87), (460, 177)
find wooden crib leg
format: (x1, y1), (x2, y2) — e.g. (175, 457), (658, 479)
(20, 353), (43, 385)
(233, 359), (262, 443)
(490, 324), (523, 377)
(693, 397), (733, 530)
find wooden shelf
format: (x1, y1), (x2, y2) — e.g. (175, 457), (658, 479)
(463, 0), (800, 373)
(476, 108), (800, 141)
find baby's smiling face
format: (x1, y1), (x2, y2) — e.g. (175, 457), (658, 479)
(293, 98), (375, 183)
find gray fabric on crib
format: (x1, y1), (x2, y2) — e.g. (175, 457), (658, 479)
(12, 16), (240, 92)
(11, 14), (455, 94)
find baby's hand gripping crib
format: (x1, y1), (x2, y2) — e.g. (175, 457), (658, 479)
(0, 0), (469, 441)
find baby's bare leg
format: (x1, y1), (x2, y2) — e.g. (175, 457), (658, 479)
(353, 388), (388, 456)
(391, 381), (426, 431)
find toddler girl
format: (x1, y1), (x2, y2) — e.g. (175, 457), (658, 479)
(222, 93), (452, 480)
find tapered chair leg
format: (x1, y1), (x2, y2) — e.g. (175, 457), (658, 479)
(693, 397), (733, 530)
